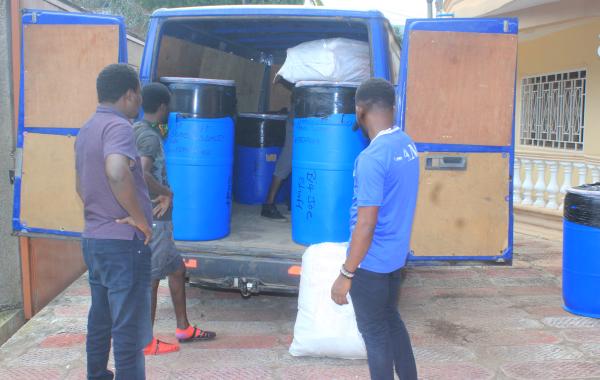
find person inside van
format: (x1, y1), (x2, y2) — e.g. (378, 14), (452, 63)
(134, 83), (216, 356)
(261, 79), (294, 220)
(331, 78), (419, 380)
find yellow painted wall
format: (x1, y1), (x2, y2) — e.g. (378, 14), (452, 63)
(516, 18), (600, 157)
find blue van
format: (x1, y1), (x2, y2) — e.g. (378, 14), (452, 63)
(14, 7), (518, 296)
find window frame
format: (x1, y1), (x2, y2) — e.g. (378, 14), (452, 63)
(520, 69), (587, 151)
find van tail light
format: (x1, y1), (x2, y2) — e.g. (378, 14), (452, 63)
(288, 265), (302, 276)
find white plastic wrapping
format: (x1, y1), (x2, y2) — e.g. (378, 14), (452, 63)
(289, 242), (367, 359)
(276, 38), (371, 84)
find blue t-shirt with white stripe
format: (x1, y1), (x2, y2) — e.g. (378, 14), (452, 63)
(348, 127), (420, 273)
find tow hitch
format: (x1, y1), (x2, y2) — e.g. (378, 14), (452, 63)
(234, 277), (260, 298)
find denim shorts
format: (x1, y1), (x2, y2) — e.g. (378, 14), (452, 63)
(149, 221), (183, 281)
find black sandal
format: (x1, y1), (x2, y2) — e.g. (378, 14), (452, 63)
(177, 326), (217, 342)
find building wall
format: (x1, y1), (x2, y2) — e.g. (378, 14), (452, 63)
(0, 0), (26, 346)
(1, 0), (22, 313)
(516, 17), (600, 159)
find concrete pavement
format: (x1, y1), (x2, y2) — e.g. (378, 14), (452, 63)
(1, 233), (599, 379)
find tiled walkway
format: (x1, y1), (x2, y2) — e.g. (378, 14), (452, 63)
(2, 234), (599, 379)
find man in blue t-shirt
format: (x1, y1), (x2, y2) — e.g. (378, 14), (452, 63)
(331, 78), (419, 380)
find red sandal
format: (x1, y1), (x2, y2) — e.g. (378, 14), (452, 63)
(143, 337), (180, 355)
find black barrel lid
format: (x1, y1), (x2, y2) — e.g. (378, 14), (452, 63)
(564, 182), (600, 229)
(295, 81), (360, 88)
(238, 113), (288, 121)
(567, 183), (600, 196)
(161, 76), (236, 87)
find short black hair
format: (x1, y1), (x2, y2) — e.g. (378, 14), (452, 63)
(96, 64), (140, 103)
(355, 78), (396, 110)
(142, 83), (171, 113)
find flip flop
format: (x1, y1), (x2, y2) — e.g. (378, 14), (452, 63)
(176, 326), (217, 343)
(143, 338), (180, 355)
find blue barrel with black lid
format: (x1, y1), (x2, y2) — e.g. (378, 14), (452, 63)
(161, 77), (236, 241)
(563, 183), (600, 318)
(291, 81), (368, 245)
(233, 113), (289, 205)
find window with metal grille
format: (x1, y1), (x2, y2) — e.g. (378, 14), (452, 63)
(520, 70), (586, 150)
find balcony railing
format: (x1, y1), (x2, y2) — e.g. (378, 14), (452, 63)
(514, 151), (600, 212)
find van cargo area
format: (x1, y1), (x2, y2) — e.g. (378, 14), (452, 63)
(147, 12), (381, 295)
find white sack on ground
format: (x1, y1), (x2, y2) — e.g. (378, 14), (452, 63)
(276, 38), (371, 84)
(289, 242), (367, 359)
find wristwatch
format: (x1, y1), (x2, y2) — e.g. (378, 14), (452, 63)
(340, 264), (355, 279)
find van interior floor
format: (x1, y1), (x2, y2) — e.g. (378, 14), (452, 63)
(175, 203), (305, 259)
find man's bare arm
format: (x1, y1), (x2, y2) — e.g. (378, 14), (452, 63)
(331, 206), (379, 305)
(140, 156), (172, 197)
(105, 154), (152, 244)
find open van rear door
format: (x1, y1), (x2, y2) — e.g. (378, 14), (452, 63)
(397, 18), (518, 263)
(12, 10), (128, 237)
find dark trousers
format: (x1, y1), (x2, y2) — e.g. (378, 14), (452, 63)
(82, 238), (152, 380)
(350, 268), (418, 380)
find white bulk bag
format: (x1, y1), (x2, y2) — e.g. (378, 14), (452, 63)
(289, 242), (367, 359)
(276, 38), (371, 84)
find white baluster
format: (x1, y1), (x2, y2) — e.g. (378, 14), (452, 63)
(587, 164), (599, 184)
(521, 159), (533, 206)
(533, 160), (547, 207)
(574, 162), (587, 186)
(513, 158), (522, 204)
(545, 160), (559, 210)
(559, 161), (573, 209)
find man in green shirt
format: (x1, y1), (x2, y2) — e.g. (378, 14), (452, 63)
(134, 83), (216, 355)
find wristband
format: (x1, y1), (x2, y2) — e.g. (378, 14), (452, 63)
(340, 264), (355, 279)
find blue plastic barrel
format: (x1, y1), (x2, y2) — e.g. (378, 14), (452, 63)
(162, 77), (236, 241)
(233, 113), (289, 205)
(563, 184), (600, 318)
(291, 81), (367, 245)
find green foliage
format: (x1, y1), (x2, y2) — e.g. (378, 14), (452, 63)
(70, 0), (305, 37)
(137, 0), (304, 11)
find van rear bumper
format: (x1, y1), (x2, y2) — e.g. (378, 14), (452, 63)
(180, 251), (301, 295)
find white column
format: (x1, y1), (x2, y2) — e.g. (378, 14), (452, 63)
(574, 162), (587, 186)
(545, 160), (559, 210)
(587, 164), (600, 184)
(521, 159), (533, 206)
(533, 160), (547, 207)
(513, 158), (522, 204)
(559, 161), (573, 209)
